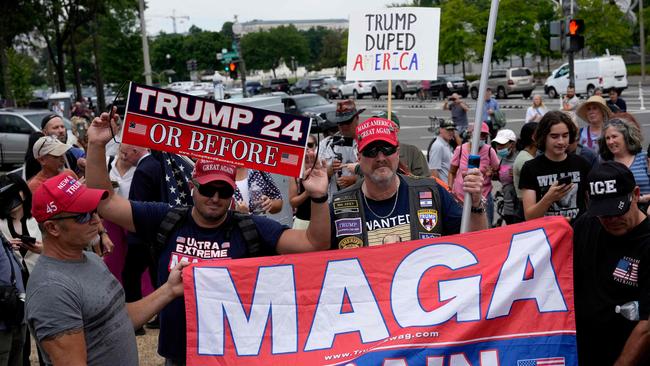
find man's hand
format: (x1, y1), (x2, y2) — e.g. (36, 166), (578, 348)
(235, 200), (250, 214)
(258, 195), (273, 213)
(544, 182), (573, 203)
(167, 261), (191, 298)
(462, 168), (484, 206)
(302, 154), (328, 198)
(331, 159), (343, 173)
(77, 157), (87, 170)
(336, 175), (356, 188)
(88, 107), (120, 146)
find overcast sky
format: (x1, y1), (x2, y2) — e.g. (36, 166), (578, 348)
(144, 0), (399, 34)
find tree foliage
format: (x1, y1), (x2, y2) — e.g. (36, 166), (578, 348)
(578, 0), (633, 55)
(241, 25), (309, 77)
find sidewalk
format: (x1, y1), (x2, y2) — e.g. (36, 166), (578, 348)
(628, 75), (650, 87)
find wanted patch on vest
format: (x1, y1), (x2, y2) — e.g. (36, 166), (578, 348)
(338, 236), (363, 249)
(418, 209), (438, 232)
(335, 218), (363, 236)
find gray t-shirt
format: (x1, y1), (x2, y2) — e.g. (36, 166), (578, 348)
(26, 252), (138, 365)
(448, 103), (468, 131)
(428, 137), (453, 183)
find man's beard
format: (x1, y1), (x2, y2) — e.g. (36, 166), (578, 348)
(367, 165), (396, 186)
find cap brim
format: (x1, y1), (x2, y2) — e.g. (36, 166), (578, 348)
(334, 108), (365, 124)
(493, 137), (509, 144)
(194, 174), (236, 189)
(588, 195), (632, 217)
(66, 187), (109, 214)
(42, 144), (70, 157)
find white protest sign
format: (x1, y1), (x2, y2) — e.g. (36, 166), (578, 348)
(346, 7), (440, 81)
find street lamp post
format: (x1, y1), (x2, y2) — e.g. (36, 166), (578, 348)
(232, 18), (248, 98)
(166, 54), (173, 83)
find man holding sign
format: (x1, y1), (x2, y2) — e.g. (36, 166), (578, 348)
(331, 117), (487, 249)
(84, 110), (332, 365)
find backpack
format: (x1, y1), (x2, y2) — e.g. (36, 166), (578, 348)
(153, 206), (267, 261)
(492, 110), (507, 130)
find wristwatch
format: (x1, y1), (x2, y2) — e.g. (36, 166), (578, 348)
(470, 198), (487, 214)
(311, 194), (329, 204)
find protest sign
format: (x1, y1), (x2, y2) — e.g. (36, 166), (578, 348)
(121, 82), (311, 177)
(346, 7), (440, 81)
(184, 217), (577, 365)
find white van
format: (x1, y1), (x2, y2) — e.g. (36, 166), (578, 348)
(544, 55), (627, 98)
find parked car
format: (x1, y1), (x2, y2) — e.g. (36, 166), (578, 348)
(429, 75), (469, 99)
(544, 55), (627, 98)
(290, 77), (326, 95)
(281, 94), (336, 133)
(338, 80), (374, 99)
(0, 109), (76, 167)
(318, 78), (342, 99)
(469, 67), (535, 99)
(371, 80), (420, 99)
(262, 79), (291, 93)
(245, 81), (263, 96)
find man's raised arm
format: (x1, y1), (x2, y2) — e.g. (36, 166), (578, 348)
(86, 109), (135, 232)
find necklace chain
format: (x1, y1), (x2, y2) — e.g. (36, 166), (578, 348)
(363, 186), (400, 219)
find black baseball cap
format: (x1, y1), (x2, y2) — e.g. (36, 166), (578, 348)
(439, 119), (457, 130)
(587, 161), (636, 217)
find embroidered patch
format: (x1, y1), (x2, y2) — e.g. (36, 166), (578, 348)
(612, 256), (639, 287)
(339, 237), (363, 249)
(418, 191), (432, 199)
(419, 232), (441, 239)
(333, 200), (359, 210)
(335, 218), (363, 236)
(334, 208), (360, 215)
(418, 209), (438, 232)
(419, 199), (433, 207)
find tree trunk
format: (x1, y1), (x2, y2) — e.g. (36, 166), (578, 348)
(452, 63), (456, 74)
(443, 64), (447, 74)
(0, 41), (15, 107)
(92, 15), (105, 111)
(69, 39), (82, 101)
(55, 36), (66, 92)
(272, 67), (277, 79)
(462, 59), (466, 78)
(520, 55), (525, 67)
(546, 55), (550, 74)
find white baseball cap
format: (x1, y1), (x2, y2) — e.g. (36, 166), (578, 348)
(493, 129), (517, 144)
(33, 136), (70, 158)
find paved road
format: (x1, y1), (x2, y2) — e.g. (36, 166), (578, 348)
(350, 87), (650, 152)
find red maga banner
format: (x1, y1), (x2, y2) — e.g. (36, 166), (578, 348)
(121, 82), (312, 177)
(184, 217), (577, 365)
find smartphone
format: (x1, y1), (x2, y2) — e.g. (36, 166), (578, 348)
(468, 155), (481, 169)
(557, 176), (572, 185)
(20, 235), (36, 248)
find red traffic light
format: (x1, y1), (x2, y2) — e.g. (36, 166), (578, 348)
(229, 62), (236, 72)
(568, 19), (584, 36)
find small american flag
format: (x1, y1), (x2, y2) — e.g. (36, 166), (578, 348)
(613, 258), (638, 282)
(176, 236), (185, 243)
(517, 357), (565, 366)
(128, 121), (147, 135)
(162, 152), (193, 207)
(281, 152), (299, 165)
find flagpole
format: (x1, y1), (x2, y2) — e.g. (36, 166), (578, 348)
(460, 0), (500, 233)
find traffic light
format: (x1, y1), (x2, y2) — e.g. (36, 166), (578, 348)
(228, 62), (238, 79)
(566, 19), (585, 52)
(549, 19), (564, 52)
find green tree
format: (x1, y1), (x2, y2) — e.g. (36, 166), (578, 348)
(301, 27), (330, 69)
(578, 0), (632, 55)
(242, 25), (309, 77)
(7, 49), (34, 106)
(319, 30), (345, 69)
(439, 0), (481, 77)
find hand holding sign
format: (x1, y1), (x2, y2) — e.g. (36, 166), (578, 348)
(89, 107), (120, 146)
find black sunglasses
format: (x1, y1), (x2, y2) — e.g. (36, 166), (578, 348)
(307, 142), (315, 148)
(361, 144), (398, 158)
(192, 179), (234, 199)
(49, 210), (97, 224)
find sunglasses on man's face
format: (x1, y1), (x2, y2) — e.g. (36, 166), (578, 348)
(307, 142), (316, 149)
(192, 179), (234, 199)
(361, 144), (398, 158)
(49, 210), (97, 224)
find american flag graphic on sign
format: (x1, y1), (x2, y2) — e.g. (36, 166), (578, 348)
(517, 357), (565, 366)
(281, 152), (299, 165)
(161, 152), (193, 207)
(128, 121), (147, 135)
(613, 257), (639, 282)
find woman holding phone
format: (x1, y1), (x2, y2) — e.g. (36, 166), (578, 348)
(519, 111), (592, 222)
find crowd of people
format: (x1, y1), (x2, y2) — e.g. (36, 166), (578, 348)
(0, 84), (649, 366)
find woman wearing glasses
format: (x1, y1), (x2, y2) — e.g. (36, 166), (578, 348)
(289, 135), (317, 229)
(598, 117), (650, 211)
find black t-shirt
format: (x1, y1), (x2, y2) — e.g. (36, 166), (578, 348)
(573, 215), (650, 365)
(518, 153), (591, 222)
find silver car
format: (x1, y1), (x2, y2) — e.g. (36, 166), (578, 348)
(469, 68), (535, 99)
(0, 109), (76, 167)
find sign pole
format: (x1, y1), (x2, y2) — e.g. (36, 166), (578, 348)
(387, 79), (393, 118)
(460, 0), (499, 233)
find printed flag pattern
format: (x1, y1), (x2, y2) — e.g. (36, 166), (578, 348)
(517, 357), (566, 366)
(128, 121), (147, 135)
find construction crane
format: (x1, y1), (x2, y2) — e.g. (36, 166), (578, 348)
(151, 9), (189, 34)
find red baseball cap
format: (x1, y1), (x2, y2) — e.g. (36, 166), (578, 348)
(192, 160), (237, 189)
(356, 117), (399, 152)
(32, 173), (108, 222)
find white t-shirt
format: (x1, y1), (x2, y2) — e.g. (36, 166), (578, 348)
(428, 137), (453, 183)
(525, 106), (547, 123)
